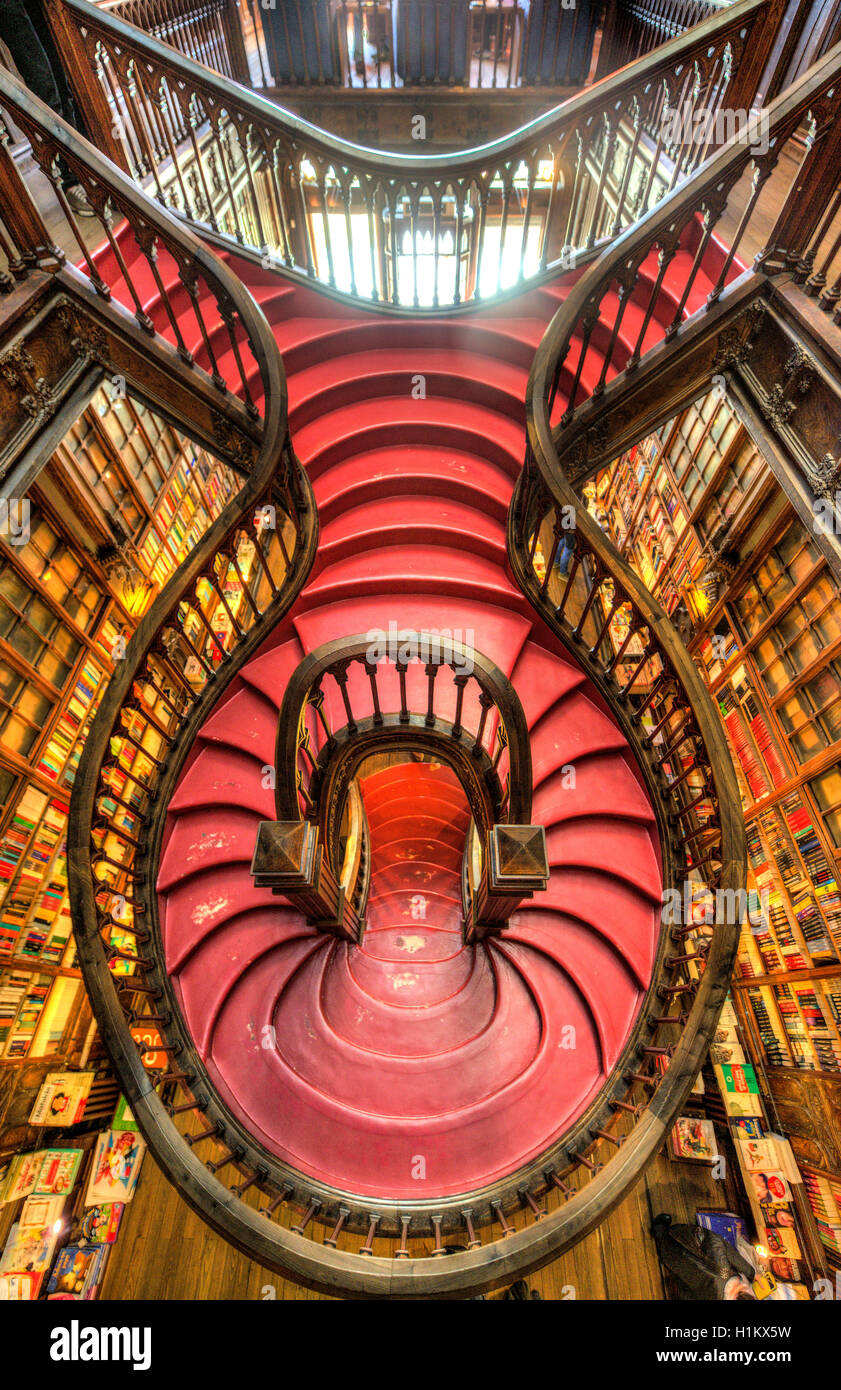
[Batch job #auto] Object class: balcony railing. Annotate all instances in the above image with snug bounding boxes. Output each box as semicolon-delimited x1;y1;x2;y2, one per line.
97;0;601;91
597;0;736;76
260;632;546;942
56;0;777;308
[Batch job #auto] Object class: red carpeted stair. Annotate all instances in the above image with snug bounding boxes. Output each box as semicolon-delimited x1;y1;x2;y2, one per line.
90;221;735;1200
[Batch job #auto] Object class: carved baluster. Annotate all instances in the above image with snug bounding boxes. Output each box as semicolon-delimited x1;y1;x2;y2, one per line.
260;1183;294;1216
452;673;469;738
591;1128;624;1148
461;1208;481;1249
291;1195;322;1234
232;1168;268;1198
491;1200;514;1236
365;660;383;726
519;1187;546;1220
332;660;357;733
544;1167;573;1198
359;1212;380;1255
323;1207;351;1248
471;691;494;756
185;1120;222;1147
395;1214;411;1258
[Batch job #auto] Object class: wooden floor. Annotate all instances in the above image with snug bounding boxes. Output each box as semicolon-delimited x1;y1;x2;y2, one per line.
99;1141;735;1301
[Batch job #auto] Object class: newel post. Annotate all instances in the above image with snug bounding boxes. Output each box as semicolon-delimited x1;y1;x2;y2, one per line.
758;112;841;277
0;128;63;272
43;1;130;172
466;824;549;943
251;819;364;943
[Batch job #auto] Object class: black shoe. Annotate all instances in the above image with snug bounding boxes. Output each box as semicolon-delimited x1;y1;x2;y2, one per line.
504;1279;530;1300
651;1212;672;1237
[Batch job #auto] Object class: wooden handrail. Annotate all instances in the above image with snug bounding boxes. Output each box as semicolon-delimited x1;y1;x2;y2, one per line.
274;632;533;824
51;0;777;308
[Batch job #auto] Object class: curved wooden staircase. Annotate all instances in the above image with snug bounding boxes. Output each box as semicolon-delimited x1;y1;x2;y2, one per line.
4;0;838;1296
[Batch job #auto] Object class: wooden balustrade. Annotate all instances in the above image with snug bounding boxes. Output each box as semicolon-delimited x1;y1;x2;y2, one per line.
52;0;775;308
597;0;735;77
97;0;251;83
261;632;544;939
99;0;601;91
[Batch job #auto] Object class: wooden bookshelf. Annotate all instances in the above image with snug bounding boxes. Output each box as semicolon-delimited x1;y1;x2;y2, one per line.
598;396;841;1082
0;385;238;1078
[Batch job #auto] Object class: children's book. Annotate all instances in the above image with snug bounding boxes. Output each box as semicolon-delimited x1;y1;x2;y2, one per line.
737;1137;784;1173
695;1210;750;1246
714;1062;764;1117
737;1135;801;1183
46;1243;109;1299
762;1201;796;1230
670;1116;718;1163
20;1194;64;1230
0;1220;59;1287
84;1130;146;1206
77;1202;124;1244
29;1072;95;1126
33;1148;83;1197
1;1151;43;1204
748;1169;792;1205
763;1224;801;1259
0;1272;38;1299
731;1117;764;1140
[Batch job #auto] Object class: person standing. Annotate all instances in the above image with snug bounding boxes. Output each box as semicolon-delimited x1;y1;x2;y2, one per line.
0;0;94;216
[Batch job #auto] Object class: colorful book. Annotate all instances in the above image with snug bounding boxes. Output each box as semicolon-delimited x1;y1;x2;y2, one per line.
670;1116;718;1163
46;1243;109;1299
33;1149;83;1197
1;1151;43;1204
29;1071;95;1126
695;1211;750;1246
84;1130;146;1207
77;1203;124;1245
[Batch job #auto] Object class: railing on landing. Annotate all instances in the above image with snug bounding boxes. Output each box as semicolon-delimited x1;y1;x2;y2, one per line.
597;0;736;77
97;0;601;91
54;0;779;308
260;632;545;943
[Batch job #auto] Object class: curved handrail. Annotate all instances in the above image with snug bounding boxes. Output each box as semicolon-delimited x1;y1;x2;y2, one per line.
274;631;533;829
54;0;775;307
